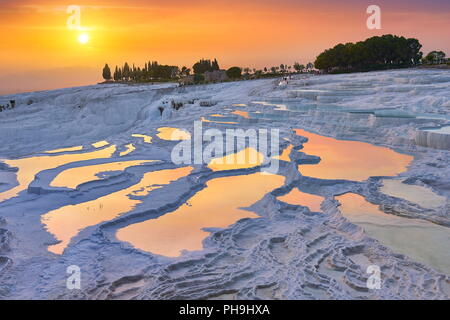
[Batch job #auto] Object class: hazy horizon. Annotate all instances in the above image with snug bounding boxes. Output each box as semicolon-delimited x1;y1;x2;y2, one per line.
0;66;102;95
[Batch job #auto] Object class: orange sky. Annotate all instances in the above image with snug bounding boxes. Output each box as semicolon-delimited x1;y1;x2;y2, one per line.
0;0;449;94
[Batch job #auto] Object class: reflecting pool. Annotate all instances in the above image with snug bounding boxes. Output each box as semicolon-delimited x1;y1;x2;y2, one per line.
116;172;285;257
42;166;193;254
295;129;413;181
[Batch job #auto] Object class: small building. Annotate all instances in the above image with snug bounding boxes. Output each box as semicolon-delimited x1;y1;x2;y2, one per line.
204;70;228;83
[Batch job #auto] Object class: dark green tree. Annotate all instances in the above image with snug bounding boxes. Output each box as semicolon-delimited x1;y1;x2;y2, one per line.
226;67;242;79
113;66;119;81
314;34;423;73
193;74;205;83
424;51;446;64
102;64;112;81
212;58;220;71
293;62;304;72
122;62;130;81
193;59;220;74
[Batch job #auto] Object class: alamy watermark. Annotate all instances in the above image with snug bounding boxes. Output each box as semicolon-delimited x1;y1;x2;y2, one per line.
367;5;382;30
66;265;81;290
366;265;381;290
170;121;280;174
66;5;82;31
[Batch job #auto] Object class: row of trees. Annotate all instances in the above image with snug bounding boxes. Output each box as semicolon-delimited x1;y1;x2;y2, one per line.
101;35;446;82
314;34;423;73
225;63;315;80
102;58;223;82
102;59;222;82
102;58;316;83
241;63;314;75
103;61;181;82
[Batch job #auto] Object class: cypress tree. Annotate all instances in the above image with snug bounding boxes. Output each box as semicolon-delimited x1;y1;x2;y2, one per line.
102;64;112;81
212;58;220;70
113;66;119;81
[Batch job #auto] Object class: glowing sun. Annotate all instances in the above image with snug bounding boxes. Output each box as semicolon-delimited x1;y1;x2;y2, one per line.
77;33;89;44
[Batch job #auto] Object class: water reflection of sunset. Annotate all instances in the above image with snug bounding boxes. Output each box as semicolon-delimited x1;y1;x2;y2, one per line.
43;166;193;254
208;147;264;171
278;188;324;212
295;129;413;181
116;172;285;257
50;160;156;189
0;145;117;202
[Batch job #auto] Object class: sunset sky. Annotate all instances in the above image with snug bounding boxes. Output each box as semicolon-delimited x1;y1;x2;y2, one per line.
0;0;449;94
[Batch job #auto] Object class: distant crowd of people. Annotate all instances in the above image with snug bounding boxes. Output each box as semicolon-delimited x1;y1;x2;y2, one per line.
0;100;16;112
279;75;292;86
